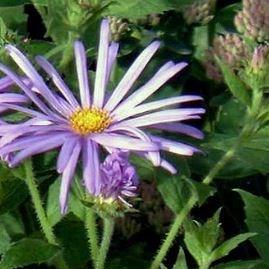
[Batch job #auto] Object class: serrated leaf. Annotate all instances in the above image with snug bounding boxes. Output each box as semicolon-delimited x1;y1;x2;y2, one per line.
213;260;263;269
0;172;28;215
105;0;173;19
192;180;216;206
0;213;25;238
173;248;188;269
0;238;59;269
156;170;198;214
211;233;256;262
0;6;27;33
46;178;85;226
54;214;90;268
216;57;251;106
0;223;11;254
236;190;269;266
184;209;221;267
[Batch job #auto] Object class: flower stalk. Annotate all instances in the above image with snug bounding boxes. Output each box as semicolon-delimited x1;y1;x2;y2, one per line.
85;208;99;265
150;194;197;269
96;217;115;269
24;159;58;246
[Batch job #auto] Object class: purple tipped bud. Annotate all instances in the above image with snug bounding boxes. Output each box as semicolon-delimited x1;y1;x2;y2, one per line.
182;0;216;25
203;34;249;82
250;45;269;73
235;0;269;42
99;151;138;206
108;16;129;41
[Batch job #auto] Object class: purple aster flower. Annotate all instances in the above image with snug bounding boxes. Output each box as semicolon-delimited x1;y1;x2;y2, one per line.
99;150;138;207
0;19;204;213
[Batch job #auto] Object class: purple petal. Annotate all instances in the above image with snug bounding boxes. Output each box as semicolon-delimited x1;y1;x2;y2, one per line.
59;141;81;214
0;76;14;92
5;45;67;116
108;125;161;166
160;159;177;174
0;63;52;115
104;41;161;111
9;133;70;167
91;132;159;151
150;135;201;156
106;42;119;84
0;132;70;156
115;108;205;128
35;56;79;109
93;19;110;107
150;123;204;139
0;93;29;104
112;62;188;115
113;95;202;121
83;139;101;195
57;136;79;173
74;41;91;107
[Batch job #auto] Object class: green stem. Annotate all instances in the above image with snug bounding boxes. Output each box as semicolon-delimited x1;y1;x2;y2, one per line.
96;218;115;269
150;196;196;269
85;209;99;265
24;159;57;245
202;146;237;185
24;159;69;269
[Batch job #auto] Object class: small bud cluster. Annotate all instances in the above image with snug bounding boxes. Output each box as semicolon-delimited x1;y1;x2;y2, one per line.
131;14;161;27
108;16;129;41
203;34;249;81
250;44;269;73
182;0;216;25
235;0;269;42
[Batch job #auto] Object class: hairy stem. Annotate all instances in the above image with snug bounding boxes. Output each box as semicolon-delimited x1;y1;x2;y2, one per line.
24;159;69;269
85;209;99;266
24;159;57;245
96;218;115;269
150;196;197;269
202;146;237;185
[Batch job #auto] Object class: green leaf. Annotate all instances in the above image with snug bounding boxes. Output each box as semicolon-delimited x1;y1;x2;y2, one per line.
236;190;269;266
0;213;25;238
212;260;263;269
0;168;28;215
0;6;27;33
184;209;221;267
0;0;29;7
173;248;188;269
216;57;251;106
156;171;198;214
54;214;90;268
105;0;173;19
46;178;85;226
192;180;216;206
130;154;155;180
0;223;11;254
0;238;59;269
211;233;256;262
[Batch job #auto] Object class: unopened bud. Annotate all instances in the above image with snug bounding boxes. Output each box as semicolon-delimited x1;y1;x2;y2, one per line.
203;34;250;81
182;0;216;25
108;16;129;41
235;0;269;42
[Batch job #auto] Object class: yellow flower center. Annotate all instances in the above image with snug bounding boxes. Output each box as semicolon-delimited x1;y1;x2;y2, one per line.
70;107;111;135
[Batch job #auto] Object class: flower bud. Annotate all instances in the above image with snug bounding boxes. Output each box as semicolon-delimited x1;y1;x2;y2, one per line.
108;16;129;41
203;34;249;81
250;44;269;74
182;0;216;25
235;0;269;42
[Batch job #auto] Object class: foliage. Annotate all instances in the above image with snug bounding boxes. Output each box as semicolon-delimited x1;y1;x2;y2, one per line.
0;0;269;269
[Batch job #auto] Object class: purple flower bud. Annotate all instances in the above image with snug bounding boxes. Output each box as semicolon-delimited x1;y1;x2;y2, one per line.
99;151;138;206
